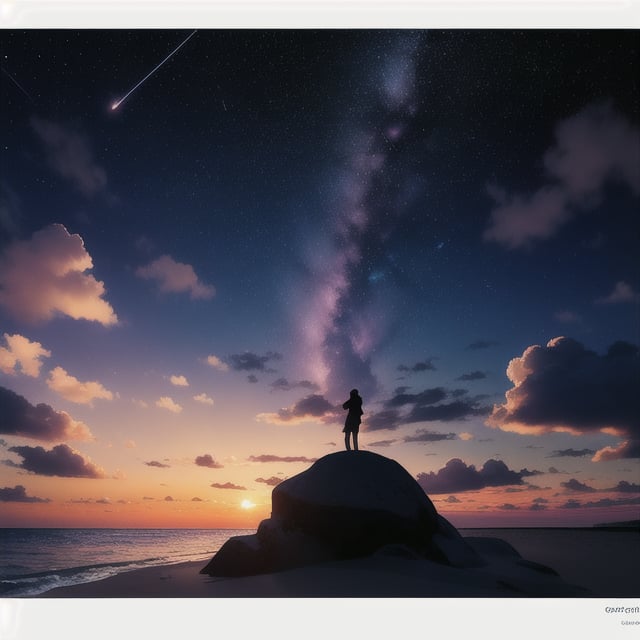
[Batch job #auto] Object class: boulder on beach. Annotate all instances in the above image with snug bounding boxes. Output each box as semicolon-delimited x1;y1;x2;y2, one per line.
200;450;483;577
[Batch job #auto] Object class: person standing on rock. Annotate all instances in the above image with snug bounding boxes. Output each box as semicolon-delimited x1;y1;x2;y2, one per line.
342;389;363;451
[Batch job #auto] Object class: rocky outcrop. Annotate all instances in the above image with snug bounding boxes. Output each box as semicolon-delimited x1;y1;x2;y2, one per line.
200;450;484;577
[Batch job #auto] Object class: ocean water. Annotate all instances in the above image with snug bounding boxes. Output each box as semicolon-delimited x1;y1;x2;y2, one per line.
0;528;252;597
1;527;638;597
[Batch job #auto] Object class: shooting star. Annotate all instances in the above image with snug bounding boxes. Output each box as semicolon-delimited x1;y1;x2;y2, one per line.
1;66;34;103
111;30;197;111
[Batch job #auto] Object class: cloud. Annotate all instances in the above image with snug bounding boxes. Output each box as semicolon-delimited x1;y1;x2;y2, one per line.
269;378;319;392
228;351;282;372
8;443;106;478
255;476;284;487
205;355;229;372
561;496;640;510
554;310;582;324
210;482;246;490
256;393;337;425
248;454;318;463
170;375;189;387
487;337;640;460
0;224;118;325
164;496;174;501
0;333;51;377
561;478;597;493
403;429;457;443
193;393;214;406
195;454;223;469
596;281;640;305
385;387;447;408
397;359;436;374
608;481;640;493
548;448;595;458
404;399;490;424
364;409;402;431
0;385;93;441
136;255;215;300
456;371;487;381
367;439;398;447
31;117;107;197
145;460;170;468
416;458;532;495
46;366;114;405
0;485;50;503
484;102;640;249
156;396;182;413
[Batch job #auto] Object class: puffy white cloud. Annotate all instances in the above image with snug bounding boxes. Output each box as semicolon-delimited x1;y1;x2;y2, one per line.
136;254;215;300
46;366;114;405
156;396;182;413
170;374;189;387
205;354;229;371
0;333;51;377
0;224;118;325
193;393;214;405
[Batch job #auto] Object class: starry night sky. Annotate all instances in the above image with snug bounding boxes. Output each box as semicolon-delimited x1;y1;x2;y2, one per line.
1;29;639;527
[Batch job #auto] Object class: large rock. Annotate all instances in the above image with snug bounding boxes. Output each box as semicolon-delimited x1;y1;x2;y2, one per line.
201;451;482;577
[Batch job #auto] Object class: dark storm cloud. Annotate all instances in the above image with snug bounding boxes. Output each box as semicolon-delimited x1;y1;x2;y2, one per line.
548;448;596;458
561;478;597;493
255;476;283;487
8;444;106;478
248;454;317;463
403;429;457;443
456;371;487;381
228;351;282;372
194;454;223;469
416;458;531;494
488;338;640;460
0;385;93;442
210;482;246;490
397;359;437;373
145;460;170;468
0;485;50;503
466;340;499;351
270;377;320;392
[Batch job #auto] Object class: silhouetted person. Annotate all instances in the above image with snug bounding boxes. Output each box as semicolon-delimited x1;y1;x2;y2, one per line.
342;388;363;451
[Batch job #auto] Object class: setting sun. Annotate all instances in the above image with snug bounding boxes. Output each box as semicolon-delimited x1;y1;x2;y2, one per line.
240;499;256;510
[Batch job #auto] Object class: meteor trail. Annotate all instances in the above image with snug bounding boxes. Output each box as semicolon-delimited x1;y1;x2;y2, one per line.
111;30;197;111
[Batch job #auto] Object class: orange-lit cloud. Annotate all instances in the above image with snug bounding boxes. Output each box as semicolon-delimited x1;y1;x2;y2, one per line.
8;443;106;478
170;374;189;387
205;354;228;371
46;366;114;405
193;393;214;405
155;396;182;413
0;224;118;325
0;385;93;441
487;337;640;460
0;333;51;377
211;482;246;490
136;254;215;300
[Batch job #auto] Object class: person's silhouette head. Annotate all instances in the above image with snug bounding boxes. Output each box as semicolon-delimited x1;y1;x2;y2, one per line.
350;388;359;397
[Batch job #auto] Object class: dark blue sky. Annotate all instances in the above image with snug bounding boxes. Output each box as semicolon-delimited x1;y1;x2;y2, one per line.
1;29;638;526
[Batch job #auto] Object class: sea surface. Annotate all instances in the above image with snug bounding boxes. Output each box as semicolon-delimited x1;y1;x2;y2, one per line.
0;528;252;597
1;527;638;597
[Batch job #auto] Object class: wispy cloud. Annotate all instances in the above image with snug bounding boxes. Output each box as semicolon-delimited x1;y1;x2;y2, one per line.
136;254;215;300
